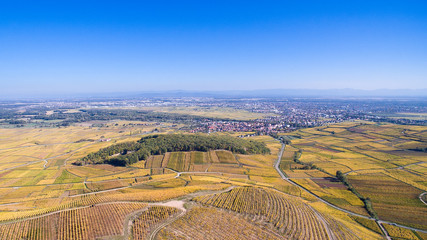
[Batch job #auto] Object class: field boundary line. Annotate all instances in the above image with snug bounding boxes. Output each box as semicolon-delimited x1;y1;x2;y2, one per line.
273;142;427;234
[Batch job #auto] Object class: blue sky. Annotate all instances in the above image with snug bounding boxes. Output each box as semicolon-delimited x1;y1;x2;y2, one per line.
1;1;426;96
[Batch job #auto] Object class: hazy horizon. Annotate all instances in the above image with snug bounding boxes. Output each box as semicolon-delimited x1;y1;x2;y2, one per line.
2;88;427;100
1;1;427;96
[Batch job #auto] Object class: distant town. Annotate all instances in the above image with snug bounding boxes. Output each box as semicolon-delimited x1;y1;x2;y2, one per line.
0;97;426;135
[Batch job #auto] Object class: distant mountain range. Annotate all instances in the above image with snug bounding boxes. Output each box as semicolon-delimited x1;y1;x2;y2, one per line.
135;89;427;98
2;89;427;100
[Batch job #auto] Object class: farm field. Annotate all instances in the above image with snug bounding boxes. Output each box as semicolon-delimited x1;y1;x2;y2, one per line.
132;206;180;240
193;186;380;239
3;1;427;238
194;186;346;239
0;121;425;239
139;106;271;120
348;173;426;229
158;206;283;240
281;122;427;230
0;202;147;239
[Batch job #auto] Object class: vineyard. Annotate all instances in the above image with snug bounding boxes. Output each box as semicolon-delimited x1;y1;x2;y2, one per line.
283;122;427;230
157;206;283;240
0;202;147;240
382;223;421;240
132;206;179;239
0;122;424;239
101;149;242;174
193;186;359;240
143;150;239;172
350;216;382;234
348;172;426;229
0;181;229;222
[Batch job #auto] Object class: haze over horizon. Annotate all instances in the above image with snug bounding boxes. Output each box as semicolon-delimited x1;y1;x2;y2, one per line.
1;1;427;97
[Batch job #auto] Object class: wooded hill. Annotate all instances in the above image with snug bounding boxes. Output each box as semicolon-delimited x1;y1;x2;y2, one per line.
74;134;270;166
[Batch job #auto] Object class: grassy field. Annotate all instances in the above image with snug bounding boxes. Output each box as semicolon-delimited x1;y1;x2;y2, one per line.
385;112;427;120
139;106;271;120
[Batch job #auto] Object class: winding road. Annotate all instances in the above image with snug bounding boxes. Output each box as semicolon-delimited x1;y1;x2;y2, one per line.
1;137;425;239
274;143;426;237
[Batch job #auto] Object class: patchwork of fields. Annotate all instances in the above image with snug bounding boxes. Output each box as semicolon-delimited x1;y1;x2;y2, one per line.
144;150;240;172
0;121;424;239
281;122;427;230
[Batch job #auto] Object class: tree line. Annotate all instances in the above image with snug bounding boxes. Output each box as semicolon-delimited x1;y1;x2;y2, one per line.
336;171;378;219
74;134;270;166
0;108;229;127
35;109;224;124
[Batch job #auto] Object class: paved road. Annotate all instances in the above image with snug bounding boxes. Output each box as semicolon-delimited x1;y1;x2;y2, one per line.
274;143;427;235
0;200;142;226
69;169;233;198
148;208;186;240
0;167;236;208
307;204;337;240
1;138;425;235
420;192;427;206
377;221;392;240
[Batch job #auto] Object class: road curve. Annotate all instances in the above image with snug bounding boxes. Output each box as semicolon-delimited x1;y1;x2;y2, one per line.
148;209;186;240
420;192;427;206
